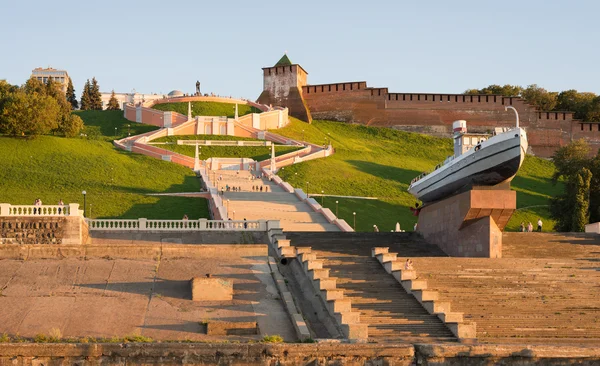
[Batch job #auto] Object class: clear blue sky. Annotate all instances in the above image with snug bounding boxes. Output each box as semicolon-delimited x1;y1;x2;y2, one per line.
1;0;598;99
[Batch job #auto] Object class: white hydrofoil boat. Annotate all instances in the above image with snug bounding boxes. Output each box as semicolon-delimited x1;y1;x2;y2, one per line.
408;107;528;203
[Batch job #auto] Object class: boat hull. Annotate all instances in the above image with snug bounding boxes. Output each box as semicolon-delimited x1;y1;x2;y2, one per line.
409;130;526;203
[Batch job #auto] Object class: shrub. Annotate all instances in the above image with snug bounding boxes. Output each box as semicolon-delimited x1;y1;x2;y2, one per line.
261;334;284;343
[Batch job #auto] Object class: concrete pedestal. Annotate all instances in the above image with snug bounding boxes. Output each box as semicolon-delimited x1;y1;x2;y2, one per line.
417;189;516;258
191;277;233;301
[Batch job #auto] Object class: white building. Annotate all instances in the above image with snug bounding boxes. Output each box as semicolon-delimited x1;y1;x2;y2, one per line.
31;67;70;94
100;91;167;110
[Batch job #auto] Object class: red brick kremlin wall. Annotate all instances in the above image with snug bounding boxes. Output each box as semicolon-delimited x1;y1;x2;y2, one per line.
299;82;600;157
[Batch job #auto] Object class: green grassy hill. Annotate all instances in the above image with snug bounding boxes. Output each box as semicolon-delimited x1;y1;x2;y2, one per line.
0;111;209;219
151;101;261;118
272;118;561;232
152;135;302;161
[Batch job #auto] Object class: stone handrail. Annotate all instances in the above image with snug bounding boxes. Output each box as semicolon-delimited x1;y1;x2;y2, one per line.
176;140;272;147
0;203;80;217
86;218;273;231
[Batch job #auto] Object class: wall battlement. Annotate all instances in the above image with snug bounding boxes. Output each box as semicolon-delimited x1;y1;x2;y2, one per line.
257;57;596;156
302;82;367;94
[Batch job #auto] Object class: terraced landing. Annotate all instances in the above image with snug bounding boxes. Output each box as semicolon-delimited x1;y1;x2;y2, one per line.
287;233;454;343
218;170;339;232
408;232;600;345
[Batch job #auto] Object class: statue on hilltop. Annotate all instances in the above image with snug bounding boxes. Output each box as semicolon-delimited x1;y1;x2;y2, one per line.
195;80;201;96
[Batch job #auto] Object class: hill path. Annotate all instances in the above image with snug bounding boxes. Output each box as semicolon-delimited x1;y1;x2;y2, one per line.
217;170;339;232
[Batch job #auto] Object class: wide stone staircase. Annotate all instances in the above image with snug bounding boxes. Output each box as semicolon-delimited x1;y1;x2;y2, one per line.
403;232;600;345
216;170;339;232
286;232;456;343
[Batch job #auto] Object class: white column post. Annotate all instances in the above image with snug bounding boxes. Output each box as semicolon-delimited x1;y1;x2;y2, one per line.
199;218;207;230
0;203;10;216
68;203;80;217
278;110;283;128
139;218;147;230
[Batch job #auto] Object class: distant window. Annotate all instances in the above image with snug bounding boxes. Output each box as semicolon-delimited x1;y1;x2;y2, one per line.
471;137;478;145
463;137;470;145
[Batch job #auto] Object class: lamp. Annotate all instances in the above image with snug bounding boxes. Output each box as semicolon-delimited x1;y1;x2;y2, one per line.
82;190;87;217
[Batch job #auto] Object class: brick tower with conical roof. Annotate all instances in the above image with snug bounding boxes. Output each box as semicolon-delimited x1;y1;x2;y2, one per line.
257;54;312;123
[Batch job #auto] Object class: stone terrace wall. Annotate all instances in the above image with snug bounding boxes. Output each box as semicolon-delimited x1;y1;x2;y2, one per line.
301;83;580;157
0;343;598;365
0;216;86;245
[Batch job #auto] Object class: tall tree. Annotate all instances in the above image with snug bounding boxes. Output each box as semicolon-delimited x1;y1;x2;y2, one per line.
90;77;102;110
571;168;592;232
521;84;558;111
107;90;120;110
555;89;596;120
80;79;91;111
66;78;78;110
465;84;523;97
0;91;60;136
44;78;72;134
586;96;600;122
549;140;598;231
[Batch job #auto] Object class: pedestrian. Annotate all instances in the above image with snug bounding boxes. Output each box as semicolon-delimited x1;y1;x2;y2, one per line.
34;198;42;214
537;218;543;232
519;222;525;232
373;224;379;232
527;222;533;232
414;222;418;231
404;259;414;270
58;199;64;214
243;218;248;229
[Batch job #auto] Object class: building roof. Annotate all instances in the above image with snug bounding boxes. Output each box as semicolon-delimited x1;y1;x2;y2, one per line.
274;54;292;66
168;90;184;97
31;67;68;77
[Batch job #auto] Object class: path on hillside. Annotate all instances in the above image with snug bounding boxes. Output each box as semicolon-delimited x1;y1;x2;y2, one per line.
217;170;339;232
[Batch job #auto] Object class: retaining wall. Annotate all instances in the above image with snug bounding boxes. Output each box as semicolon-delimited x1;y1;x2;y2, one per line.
0;342;597;365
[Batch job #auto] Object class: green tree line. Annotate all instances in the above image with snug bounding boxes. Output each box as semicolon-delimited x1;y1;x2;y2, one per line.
0;78;83;137
465;84;600;122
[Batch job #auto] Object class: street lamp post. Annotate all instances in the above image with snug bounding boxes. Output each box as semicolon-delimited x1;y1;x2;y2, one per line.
82;190;87;217
89;204;92;219
336;200;339;217
353;212;356;231
321;190;324;206
306;182;309;196
233;210;236;220
114;127;117;137
302;129;305;141
227;199;230;212
127;124;131;136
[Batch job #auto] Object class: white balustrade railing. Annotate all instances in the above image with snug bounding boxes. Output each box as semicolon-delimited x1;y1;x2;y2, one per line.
177;140;271;147
86;219;140;230
0;203;80;217
86;218;276;231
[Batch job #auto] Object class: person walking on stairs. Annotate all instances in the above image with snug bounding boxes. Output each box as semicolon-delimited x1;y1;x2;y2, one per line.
537;218;543;232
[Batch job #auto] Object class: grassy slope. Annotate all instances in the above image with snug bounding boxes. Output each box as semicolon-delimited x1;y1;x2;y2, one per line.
271;118;561;232
151;101;261;118
153;135;302;161
0;111;209;219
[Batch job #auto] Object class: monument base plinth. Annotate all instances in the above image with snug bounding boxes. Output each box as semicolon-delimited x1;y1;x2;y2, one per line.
417;189;516;258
